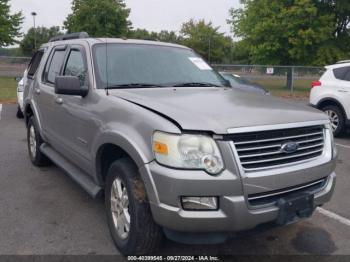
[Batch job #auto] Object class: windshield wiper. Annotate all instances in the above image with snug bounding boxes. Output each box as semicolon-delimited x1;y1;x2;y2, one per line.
105;83;165;89
169;82;221;87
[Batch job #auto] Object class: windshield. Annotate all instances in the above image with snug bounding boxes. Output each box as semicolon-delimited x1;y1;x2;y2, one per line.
93;43;227;88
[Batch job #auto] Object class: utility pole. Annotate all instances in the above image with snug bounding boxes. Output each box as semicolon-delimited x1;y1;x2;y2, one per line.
31;12;37;51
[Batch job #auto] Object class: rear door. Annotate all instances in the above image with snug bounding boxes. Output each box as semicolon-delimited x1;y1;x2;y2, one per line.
333;67;350;119
25;49;45;101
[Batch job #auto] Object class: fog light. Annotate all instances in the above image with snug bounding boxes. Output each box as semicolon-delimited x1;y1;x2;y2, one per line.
181;196;218;210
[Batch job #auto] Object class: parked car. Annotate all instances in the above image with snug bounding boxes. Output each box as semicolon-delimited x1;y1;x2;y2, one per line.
220;72;269;95
16;70;27;118
310;61;350;136
24;33;336;255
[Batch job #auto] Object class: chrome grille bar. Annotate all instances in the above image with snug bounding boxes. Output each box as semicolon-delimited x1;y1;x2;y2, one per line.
228;125;325;171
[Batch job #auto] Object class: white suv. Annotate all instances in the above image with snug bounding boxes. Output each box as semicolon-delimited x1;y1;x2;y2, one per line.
310;61;350;136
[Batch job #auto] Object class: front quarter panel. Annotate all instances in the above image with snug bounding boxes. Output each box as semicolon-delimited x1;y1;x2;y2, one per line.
91;93;181;184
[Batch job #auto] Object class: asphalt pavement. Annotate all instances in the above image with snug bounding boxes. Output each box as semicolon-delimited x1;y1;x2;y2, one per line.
1;103;350;256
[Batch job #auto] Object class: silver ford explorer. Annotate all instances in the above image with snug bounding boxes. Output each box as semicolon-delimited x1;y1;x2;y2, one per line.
24;32;337;255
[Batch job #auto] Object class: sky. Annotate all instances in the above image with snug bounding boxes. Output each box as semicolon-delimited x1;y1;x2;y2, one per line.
10;0;240;37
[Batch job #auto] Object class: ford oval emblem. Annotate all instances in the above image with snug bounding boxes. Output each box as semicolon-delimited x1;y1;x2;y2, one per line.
281;141;299;154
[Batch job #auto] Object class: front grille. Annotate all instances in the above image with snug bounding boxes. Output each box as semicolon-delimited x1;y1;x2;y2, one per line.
228;125;325;171
248;177;327;206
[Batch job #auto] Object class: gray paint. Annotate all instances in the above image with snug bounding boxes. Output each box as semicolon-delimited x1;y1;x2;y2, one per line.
24;38;336;235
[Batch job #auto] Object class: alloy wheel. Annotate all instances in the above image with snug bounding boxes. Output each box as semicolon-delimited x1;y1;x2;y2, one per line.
29;125;37;158
110;177;130;240
325;109;339;132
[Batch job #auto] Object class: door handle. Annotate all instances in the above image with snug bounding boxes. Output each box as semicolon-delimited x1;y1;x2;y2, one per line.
55;97;63;105
337;89;348;93
35;88;40;94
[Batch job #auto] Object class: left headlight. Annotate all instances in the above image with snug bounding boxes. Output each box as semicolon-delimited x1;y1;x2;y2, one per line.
153;131;224;175
17;83;24;92
326;123;337;159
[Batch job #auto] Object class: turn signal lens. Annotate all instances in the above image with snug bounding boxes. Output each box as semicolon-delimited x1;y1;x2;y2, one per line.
153;141;168;155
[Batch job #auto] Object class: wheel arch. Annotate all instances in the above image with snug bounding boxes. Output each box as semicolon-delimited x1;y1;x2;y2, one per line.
316;98;347;120
94;133;152;186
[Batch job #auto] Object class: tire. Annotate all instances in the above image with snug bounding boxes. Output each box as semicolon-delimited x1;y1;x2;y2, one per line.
16;106;24;119
27;116;51;166
105;158;163;255
321;105;345;137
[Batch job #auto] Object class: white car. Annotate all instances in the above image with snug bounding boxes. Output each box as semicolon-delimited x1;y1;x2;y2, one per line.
310;61;350;136
16;69;28;118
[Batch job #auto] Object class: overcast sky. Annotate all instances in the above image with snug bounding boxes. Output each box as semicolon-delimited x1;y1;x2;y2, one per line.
10;0;239;37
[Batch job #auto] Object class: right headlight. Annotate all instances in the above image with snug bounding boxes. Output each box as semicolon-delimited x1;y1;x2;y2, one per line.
152;131;224;175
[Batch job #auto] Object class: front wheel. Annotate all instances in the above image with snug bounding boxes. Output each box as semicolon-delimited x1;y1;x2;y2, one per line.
322;105;345;137
105;158;163;255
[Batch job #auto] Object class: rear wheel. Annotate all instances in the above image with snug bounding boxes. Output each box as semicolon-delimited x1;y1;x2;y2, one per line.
105;158;163;255
322;105;345;137
27;117;51;166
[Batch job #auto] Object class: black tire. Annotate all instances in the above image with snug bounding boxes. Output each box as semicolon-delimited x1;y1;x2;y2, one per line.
105;158;163;255
321;105;345;137
27;116;51;166
16;106;24;118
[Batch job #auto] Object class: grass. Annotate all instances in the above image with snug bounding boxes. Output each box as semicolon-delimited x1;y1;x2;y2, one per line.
253;78;313;98
0;76;314;103
0;76;17;103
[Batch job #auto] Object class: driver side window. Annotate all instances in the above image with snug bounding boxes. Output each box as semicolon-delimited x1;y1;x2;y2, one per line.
64;49;87;86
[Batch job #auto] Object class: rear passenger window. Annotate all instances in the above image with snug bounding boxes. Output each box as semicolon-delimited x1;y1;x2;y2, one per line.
344;70;350;81
45;50;66;84
27;51;44;78
64;50;86;86
333;66;350;81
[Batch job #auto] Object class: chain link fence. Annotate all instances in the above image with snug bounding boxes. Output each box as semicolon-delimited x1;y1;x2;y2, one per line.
0;57;324;100
0;56;31;77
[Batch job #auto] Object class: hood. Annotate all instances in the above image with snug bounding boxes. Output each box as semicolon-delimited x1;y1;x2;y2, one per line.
110;87;328;134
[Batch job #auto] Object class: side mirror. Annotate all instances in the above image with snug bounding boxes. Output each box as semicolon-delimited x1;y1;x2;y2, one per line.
15;76;22;82
55;76;88;97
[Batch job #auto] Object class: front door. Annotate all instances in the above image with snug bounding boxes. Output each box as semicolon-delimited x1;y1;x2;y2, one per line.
50;45;94;174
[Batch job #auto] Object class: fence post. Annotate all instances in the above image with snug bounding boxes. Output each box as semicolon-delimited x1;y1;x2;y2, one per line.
286;66;294;94
291;66;294;94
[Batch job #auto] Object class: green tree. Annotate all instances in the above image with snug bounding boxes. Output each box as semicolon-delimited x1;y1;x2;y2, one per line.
180;19;232;63
0;0;23;47
128;28;158;41
128;29;181;44
64;0;131;37
229;0;335;66
20;26;62;56
157;30;181;44
312;0;350;65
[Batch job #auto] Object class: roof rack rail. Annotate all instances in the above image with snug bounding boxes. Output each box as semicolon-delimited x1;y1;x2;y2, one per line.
49;32;89;42
336;60;350;64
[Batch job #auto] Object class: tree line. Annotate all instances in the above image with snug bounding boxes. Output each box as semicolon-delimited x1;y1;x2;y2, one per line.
0;0;349;66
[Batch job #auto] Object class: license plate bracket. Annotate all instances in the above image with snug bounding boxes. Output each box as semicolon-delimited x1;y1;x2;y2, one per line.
276;192;314;225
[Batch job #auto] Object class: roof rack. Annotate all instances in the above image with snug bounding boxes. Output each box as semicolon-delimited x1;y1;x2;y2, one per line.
336;60;350;64
49;32;89;42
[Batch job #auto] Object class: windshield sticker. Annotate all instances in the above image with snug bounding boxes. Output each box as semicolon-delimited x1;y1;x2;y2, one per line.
188;57;212;70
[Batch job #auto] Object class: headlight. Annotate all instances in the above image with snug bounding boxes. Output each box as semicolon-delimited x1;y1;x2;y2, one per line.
153;131;224;175
326;123;337;159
